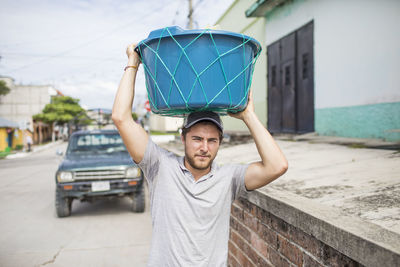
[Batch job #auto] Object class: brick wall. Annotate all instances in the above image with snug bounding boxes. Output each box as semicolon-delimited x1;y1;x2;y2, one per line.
228;197;363;267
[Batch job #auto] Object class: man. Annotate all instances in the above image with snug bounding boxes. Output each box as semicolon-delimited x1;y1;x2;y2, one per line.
112;44;288;266
25;131;33;152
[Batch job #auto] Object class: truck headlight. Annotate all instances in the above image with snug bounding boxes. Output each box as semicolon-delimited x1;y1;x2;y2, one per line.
126;167;140;178
57;171;74;182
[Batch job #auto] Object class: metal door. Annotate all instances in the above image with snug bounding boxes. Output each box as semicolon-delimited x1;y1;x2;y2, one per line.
266;21;314;134
267;41;282;133
281;33;296;133
296;21;314;133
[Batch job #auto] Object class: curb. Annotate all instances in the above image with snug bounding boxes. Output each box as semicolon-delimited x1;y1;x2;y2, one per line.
5;140;64;159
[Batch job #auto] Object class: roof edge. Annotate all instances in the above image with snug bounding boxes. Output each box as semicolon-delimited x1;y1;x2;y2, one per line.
245;0;288;17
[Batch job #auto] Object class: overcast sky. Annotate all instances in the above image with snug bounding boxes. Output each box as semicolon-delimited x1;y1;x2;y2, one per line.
0;0;235;110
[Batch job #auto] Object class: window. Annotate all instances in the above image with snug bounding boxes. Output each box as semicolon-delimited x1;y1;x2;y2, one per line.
271;66;276;86
302;53;308;79
285;66;291;85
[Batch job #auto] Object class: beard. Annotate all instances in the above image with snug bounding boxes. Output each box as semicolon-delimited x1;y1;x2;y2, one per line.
184;151;215;171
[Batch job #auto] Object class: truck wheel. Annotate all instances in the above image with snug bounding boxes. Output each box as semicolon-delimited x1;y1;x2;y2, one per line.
56;188;72;217
131;186;145;213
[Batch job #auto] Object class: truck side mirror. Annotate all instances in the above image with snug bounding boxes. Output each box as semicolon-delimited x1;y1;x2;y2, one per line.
56;149;64;156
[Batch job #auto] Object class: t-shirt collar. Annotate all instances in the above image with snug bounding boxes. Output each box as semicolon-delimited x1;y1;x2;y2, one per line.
179;156;216;182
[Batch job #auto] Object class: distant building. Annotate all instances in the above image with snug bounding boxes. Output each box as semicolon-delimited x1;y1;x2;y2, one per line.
150;114;183;133
0;76;62;143
217;0;400;141
86;108;115;130
0;117;24;151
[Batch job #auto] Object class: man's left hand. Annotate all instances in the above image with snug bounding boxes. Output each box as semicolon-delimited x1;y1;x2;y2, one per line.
228;89;255;121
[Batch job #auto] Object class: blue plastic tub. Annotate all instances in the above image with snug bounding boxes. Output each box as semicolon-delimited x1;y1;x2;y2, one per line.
136;26;262;116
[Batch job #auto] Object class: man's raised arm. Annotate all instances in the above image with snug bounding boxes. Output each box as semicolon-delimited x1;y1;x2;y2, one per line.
112;43;148;163
229;90;288;190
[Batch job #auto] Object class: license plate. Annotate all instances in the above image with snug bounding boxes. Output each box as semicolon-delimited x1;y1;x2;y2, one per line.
91;181;110;192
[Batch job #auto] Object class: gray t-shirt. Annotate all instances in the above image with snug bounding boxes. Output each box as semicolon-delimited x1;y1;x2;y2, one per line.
138;139;248;267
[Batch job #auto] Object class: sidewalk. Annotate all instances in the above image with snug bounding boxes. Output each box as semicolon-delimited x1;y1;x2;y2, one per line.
5;140;64;159
158;135;400;235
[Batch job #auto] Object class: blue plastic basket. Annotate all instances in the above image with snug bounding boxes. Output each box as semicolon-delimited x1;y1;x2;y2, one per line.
136;26;262;116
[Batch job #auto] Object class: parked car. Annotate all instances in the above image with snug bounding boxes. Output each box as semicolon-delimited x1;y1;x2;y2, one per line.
55;130;145;217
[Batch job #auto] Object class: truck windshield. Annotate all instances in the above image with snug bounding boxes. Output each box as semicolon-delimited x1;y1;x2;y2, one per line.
67;133;128;154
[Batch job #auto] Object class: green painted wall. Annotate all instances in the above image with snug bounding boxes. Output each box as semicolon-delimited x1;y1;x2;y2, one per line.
316;102;400;142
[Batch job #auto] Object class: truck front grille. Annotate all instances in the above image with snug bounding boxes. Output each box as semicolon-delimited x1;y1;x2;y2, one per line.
74;169;125;180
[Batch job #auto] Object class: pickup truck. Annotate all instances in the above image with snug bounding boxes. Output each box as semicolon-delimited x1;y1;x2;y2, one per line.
55;130;145;217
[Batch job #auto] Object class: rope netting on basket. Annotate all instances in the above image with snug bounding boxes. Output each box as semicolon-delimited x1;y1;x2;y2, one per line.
137;26;262;117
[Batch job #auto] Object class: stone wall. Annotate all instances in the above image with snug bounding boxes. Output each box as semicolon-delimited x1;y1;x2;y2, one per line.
229;197;360;266
228;189;400;267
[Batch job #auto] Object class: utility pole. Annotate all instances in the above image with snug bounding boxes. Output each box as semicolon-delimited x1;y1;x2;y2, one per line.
188;0;193;29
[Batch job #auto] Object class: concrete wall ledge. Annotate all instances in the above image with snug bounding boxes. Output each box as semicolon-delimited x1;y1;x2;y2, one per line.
243;187;400;266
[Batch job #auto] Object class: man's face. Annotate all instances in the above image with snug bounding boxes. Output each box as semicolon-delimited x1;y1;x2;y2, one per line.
182;122;221;172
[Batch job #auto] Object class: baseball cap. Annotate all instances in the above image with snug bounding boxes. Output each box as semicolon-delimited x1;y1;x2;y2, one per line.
183;111;223;132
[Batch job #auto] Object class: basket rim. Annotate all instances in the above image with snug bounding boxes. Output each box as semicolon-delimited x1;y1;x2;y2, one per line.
137;26;262;53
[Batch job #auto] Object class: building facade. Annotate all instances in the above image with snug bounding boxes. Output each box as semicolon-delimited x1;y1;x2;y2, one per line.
0;76;60;143
216;0;267;132
218;0;400;141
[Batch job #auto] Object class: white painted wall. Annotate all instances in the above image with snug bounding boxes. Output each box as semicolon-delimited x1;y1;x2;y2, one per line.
150;114;183;132
0;77;57;130
264;0;400;109
216;0;267;131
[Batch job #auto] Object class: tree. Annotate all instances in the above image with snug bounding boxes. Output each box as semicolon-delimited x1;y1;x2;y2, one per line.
33;96;90;125
0;80;10;96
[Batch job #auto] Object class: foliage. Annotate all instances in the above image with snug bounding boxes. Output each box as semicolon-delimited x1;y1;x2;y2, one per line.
33;96;90;125
15;144;23;150
132;112;138;121
0;151;10;159
0;80;11;96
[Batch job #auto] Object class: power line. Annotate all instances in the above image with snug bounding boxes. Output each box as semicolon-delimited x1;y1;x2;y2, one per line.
6;3;171;73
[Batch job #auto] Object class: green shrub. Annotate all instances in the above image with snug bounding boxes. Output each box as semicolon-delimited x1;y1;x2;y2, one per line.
15;144;23;150
0;151;10;159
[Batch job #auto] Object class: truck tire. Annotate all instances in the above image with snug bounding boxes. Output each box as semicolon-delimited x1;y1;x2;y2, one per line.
56;188;72;217
131;186;145;213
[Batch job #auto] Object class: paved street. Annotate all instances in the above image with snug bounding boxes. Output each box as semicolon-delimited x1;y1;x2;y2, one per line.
0;142;152;267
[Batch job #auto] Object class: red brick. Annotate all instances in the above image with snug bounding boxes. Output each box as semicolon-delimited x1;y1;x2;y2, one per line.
319;243;361;267
250;231;269;258
230;216;251;243
268;248;291;267
289;226;321;257
256;257;274;267
231;203;244;221
278;235;303;266
231;230;265;267
303;253;324;267
257;221;278;249
255;205;272;225
229;240;238;259
241;239;261;266
237;197;257;215
235;245;255;267
270;213;290;239
243;210;258;232
228;253;241;267
231;229;245;251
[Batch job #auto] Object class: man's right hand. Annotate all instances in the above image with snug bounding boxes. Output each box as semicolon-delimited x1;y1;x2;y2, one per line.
112;42;149;164
126;43;141;66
